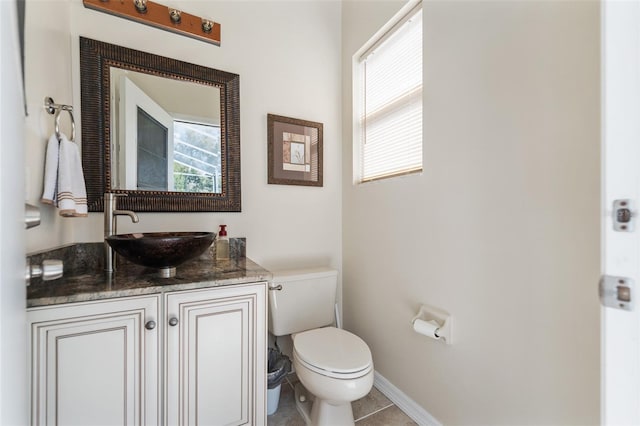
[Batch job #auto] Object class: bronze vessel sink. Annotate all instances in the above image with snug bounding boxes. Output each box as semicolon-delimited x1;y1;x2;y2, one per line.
106;231;215;277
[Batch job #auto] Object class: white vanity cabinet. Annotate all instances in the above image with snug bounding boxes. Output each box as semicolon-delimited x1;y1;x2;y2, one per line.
28;295;161;426
28;282;267;426
165;283;267;426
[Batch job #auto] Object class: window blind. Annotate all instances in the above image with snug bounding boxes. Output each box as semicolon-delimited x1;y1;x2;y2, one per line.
358;6;423;183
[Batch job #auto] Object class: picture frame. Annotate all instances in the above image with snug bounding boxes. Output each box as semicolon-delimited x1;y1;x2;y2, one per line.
267;114;323;187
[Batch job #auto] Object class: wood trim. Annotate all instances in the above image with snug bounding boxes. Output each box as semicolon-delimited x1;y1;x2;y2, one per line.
83;0;221;46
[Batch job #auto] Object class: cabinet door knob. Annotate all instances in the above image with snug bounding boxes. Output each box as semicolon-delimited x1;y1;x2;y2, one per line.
145;320;156;330
168;317;179;326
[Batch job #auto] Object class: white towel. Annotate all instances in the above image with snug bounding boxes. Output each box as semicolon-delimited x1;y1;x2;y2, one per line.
40;133;88;217
57;134;88;217
40;134;59;206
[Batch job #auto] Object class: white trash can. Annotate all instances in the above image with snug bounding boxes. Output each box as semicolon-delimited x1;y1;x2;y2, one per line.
267;384;282;415
267;347;290;415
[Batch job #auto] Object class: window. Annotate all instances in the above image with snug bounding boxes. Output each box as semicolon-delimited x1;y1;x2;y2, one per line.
355;2;423;183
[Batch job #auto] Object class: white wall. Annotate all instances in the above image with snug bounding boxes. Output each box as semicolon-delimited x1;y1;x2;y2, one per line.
1;1;28;424
24;0;75;248
24;1;342;275
342;1;601;424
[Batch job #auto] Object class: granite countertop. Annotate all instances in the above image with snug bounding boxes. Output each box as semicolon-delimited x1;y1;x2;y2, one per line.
27;242;272;308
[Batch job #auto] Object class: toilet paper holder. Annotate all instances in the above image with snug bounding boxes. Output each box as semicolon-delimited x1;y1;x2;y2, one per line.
412;305;453;345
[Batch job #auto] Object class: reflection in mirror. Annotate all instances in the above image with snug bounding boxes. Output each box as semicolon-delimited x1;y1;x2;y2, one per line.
79;37;241;212
110;68;222;193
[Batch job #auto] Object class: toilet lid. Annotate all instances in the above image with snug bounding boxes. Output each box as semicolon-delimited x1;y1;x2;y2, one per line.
293;327;372;378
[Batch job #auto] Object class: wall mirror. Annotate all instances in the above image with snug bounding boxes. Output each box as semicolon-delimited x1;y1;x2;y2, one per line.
80;37;241;212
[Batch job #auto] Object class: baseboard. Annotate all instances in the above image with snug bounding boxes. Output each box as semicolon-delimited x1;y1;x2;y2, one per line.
373;371;442;426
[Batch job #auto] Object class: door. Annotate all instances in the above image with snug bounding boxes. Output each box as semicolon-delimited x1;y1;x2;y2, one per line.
0;1;28;424
28;296;160;425
118;75;174;191
601;1;640;423
165;283;266;426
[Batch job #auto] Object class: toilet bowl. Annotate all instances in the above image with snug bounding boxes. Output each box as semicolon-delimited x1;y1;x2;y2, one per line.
268;268;374;425
292;327;373;425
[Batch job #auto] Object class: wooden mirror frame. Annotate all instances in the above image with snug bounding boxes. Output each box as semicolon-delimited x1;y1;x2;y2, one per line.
79;36;241;212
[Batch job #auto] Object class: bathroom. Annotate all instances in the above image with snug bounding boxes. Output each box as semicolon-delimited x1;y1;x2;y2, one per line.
0;0;614;424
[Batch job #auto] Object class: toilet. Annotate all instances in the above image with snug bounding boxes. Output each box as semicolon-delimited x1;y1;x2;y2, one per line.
268;268;374;426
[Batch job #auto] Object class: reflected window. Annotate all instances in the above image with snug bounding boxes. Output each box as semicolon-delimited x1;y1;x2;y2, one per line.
112;69;222;194
173;121;221;193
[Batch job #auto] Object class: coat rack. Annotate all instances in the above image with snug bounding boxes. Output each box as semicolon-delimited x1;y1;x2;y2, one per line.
83;0;221;46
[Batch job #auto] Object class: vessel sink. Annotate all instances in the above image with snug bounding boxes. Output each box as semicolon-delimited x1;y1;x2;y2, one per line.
106;232;215;277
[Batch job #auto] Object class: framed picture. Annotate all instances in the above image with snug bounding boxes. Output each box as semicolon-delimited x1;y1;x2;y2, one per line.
267;114;323;187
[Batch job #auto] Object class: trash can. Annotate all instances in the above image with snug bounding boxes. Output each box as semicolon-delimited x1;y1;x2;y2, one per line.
267;347;291;415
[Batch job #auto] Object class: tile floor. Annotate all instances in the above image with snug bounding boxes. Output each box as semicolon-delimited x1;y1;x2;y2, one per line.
267;374;417;426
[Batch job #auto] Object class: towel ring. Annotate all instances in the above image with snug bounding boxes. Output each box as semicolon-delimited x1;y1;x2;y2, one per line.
54;108;75;142
44;97;76;142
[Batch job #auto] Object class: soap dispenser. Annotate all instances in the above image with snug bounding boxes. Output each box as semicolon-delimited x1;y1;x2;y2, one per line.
216;225;229;260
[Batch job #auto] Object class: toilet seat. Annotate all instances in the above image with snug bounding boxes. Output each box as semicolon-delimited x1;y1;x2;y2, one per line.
293;327;372;379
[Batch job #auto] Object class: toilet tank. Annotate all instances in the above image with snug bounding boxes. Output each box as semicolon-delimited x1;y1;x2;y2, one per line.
268;267;338;336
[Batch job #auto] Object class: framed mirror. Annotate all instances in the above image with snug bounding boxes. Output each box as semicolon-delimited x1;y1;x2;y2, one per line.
79;37;241;212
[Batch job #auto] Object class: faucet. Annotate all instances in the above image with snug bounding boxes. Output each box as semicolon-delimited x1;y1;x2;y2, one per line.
104;193;139;273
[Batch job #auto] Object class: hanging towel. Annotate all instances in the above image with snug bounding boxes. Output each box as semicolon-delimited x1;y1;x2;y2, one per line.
57;134;88;217
40;133;88;217
40;134;59;205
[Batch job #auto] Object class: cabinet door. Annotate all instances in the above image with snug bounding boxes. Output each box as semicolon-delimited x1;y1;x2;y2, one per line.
28;295;160;426
165;283;266;426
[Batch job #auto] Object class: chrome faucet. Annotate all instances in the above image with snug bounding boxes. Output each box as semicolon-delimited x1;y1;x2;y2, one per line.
104;193;139;273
